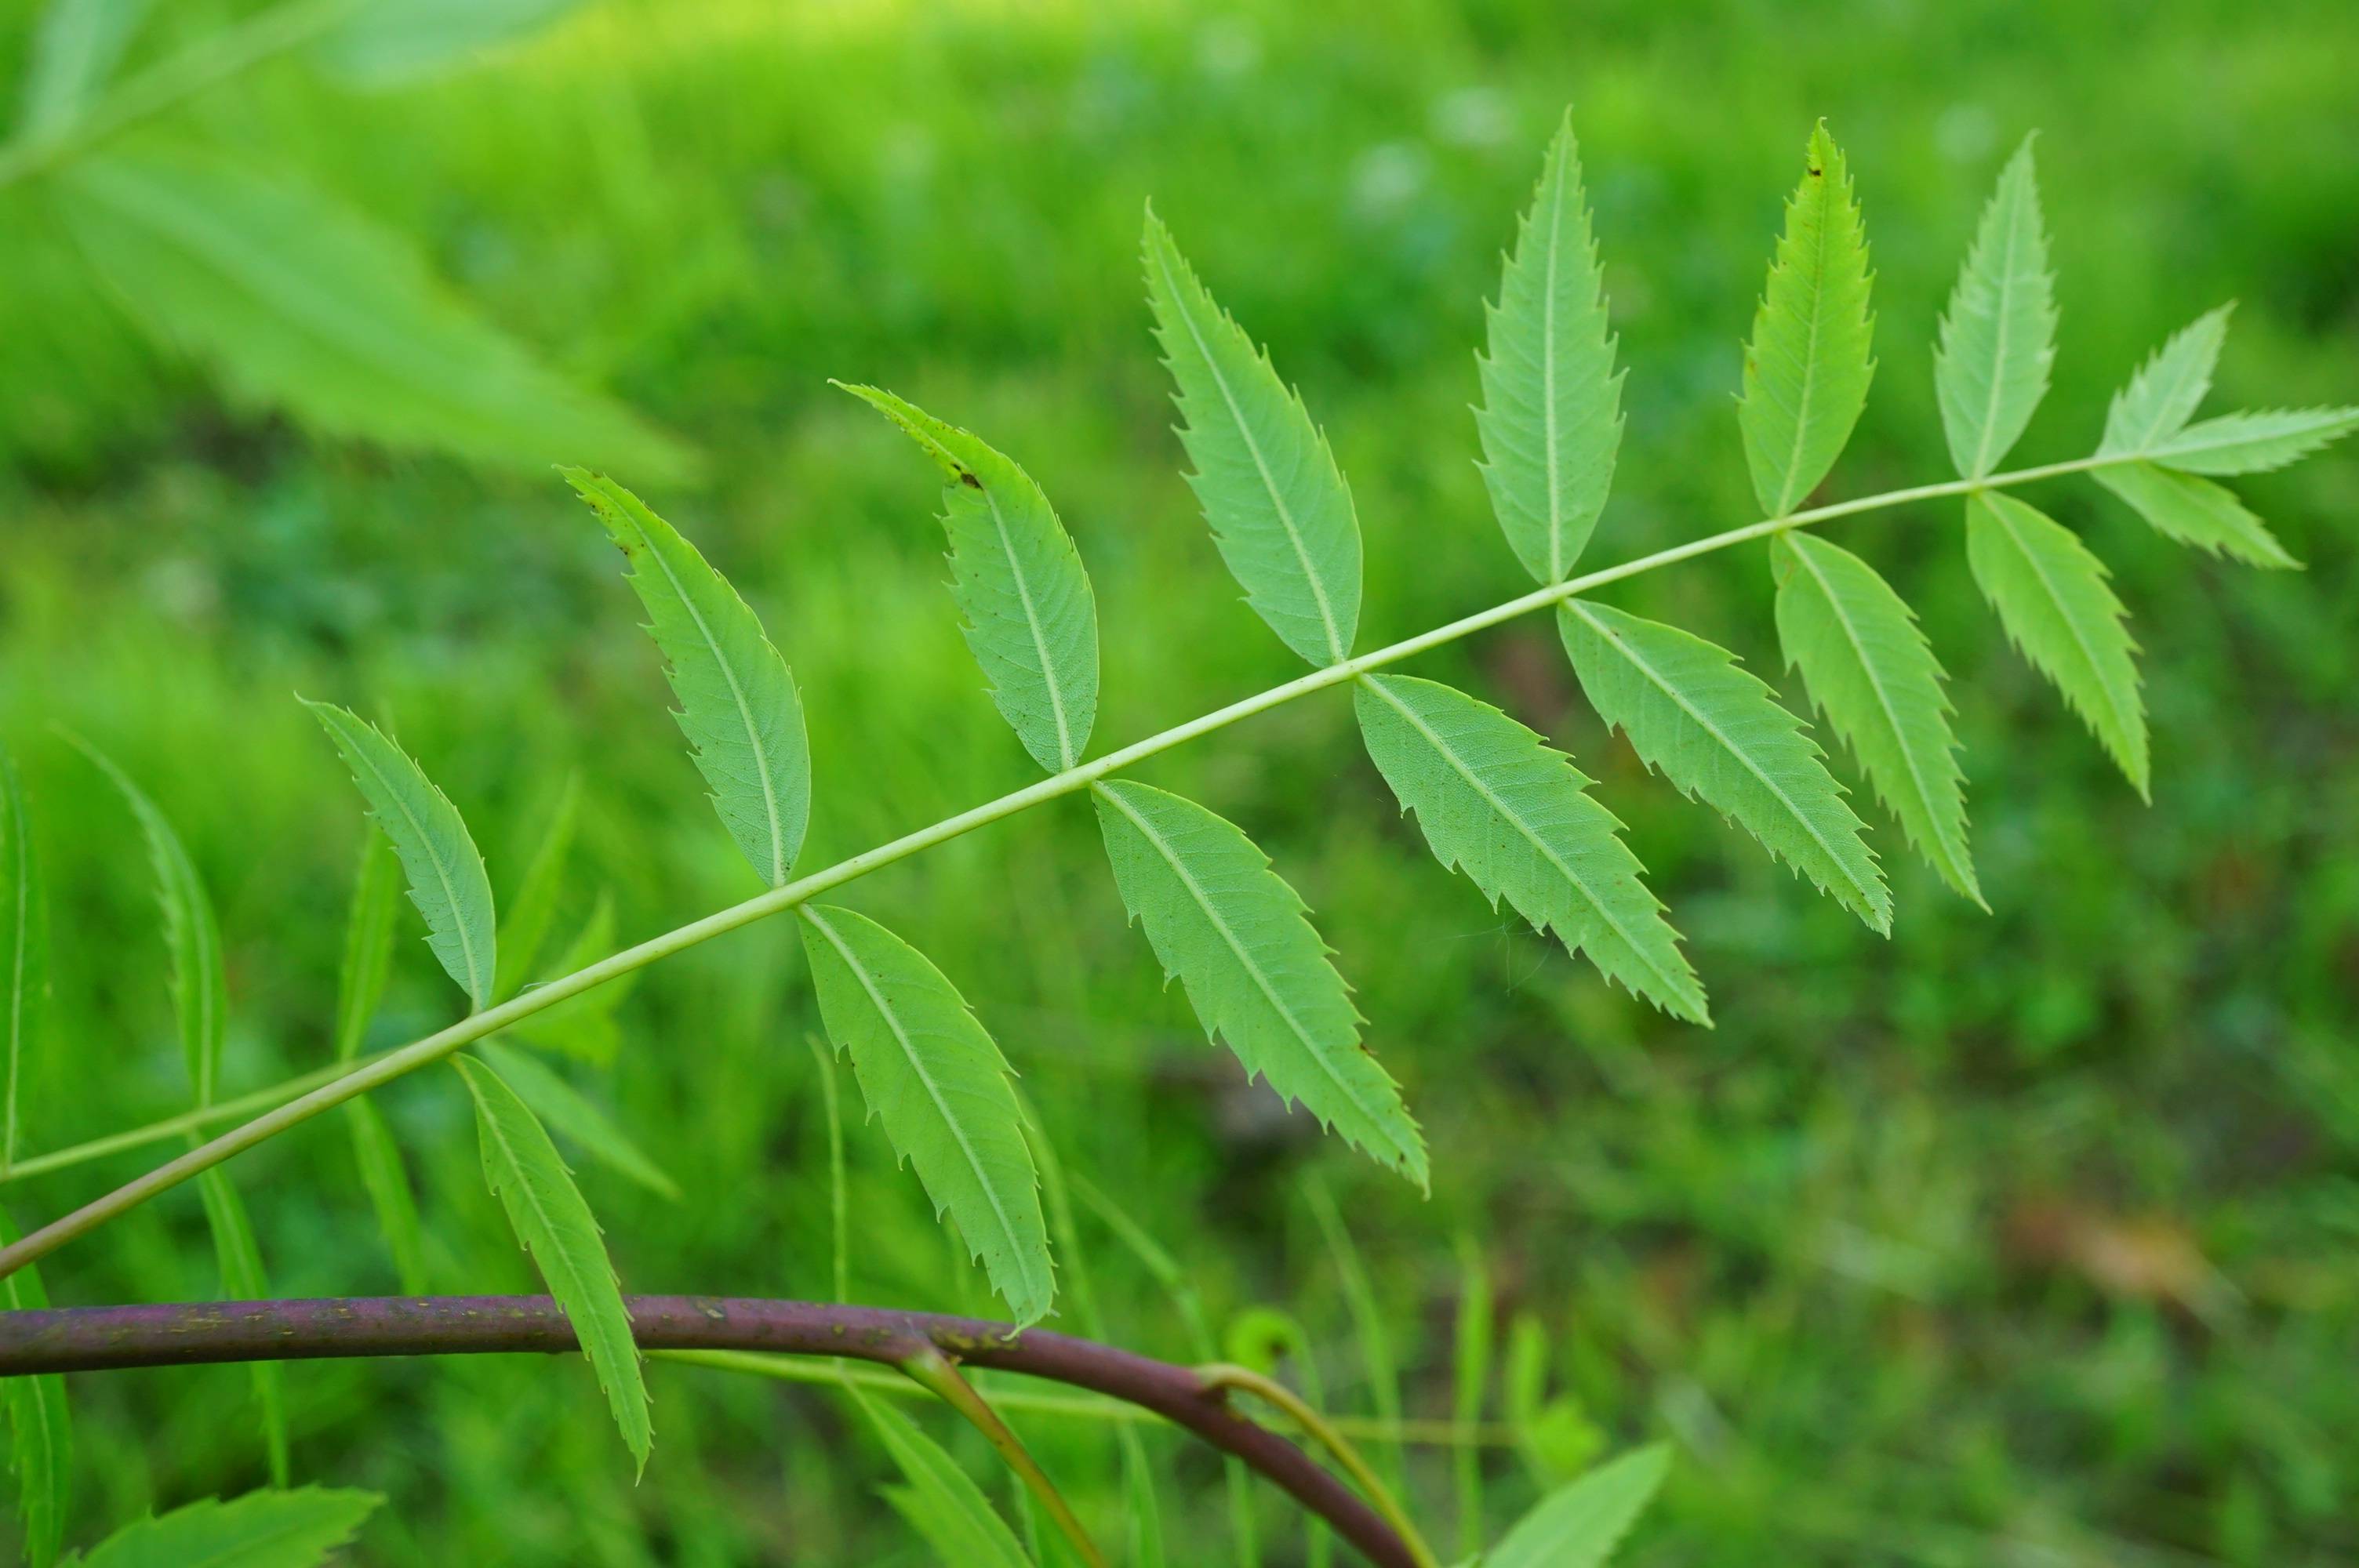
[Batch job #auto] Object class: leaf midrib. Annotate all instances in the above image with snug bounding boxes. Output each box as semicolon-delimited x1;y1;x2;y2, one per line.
1774;170;1841;516
1980;500;2135;744
339;723;487;1010
1096;784;1405;1162
978;481;1078;770
1151;239;1349;665
1568;601;1878;913
1539;140;1568;582
1967;172;2030;479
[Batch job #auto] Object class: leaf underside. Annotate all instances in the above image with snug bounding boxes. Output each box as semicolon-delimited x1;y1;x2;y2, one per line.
57;147;689;478
1559;599;1891;931
1477;112;1625;584
1143;210;1362;666
456;1054;652;1471
1352;674;1707;1022
1739;122;1877;517
2093;461;2298;568
1772;533;1981;904
1965;491;2148;797
2139;406;2359;474
1488;1443;1672;1568
858;1392;1036;1568
307;702;498;1012
1934;134;2055;478
841;384;1102;772
798;904;1054;1324
75;1486;383;1568
1092;779;1427;1185
565;470;812;888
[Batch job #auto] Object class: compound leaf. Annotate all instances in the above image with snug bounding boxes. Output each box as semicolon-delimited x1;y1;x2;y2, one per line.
1143;209;1361;666
74;742;226;1102
455;1054;650;1472
1559;601;1890;931
565;471;811;889
1092;779;1427;1185
478;1040;680;1202
1771;534;1980;905
1353;675;1706;1022
1739;122;1876;517
306;702;496;1012
0;1207;70;1568
841;386;1100;772
798;905;1052;1324
1934;135;2055;478
2140;406;2359;474
76;1487;382;1568
2099;306;2231;456
1477;113;1624;583
58;148;690;479
858;1394;1035;1568
194;1169;289;1486
1965;492;2147;797
2093;462;2298;568
1488;1443;1670;1568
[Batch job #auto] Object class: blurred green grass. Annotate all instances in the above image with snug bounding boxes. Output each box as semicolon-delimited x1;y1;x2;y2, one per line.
3;0;2357;1563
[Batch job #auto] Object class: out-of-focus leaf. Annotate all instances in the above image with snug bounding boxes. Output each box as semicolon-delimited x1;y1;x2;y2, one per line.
333;830;402;1064
319;0;582;85
494;773;581;1001
58;148;692;478
16;0;154;137
0;1206;71;1568
2;745;49;1172
1487;1444;1670;1568
343;1098;429;1295
2092;462;2298;568
195;1169;289;1486
478;1040;679;1200
76;1486;382;1568
860;1394;1035;1568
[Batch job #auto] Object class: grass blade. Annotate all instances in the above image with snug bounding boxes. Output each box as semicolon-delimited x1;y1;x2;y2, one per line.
798;905;1054;1325
1934;134;2055;478
1487;1443;1670;1568
477;1040;680;1201
493;772;581;1002
1354;673;1707;1022
1452;1240;1494;1560
1093;780;1426;1186
1965;492;2147;797
1771;533;1980;904
1303;1175;1404;1493
195;1167;289;1485
342;1098;429;1294
454;1054;651;1472
564;471;811;889
331;831;402;1063
2;746;47;1173
1559;600;1890;931
75;1486;382;1568
1143;209;1361;666
1477;111;1624;583
859;1392;1037;1568
1739;122;1876;517
2092;462;2299;568
0;1206;70;1568
841;385;1102;774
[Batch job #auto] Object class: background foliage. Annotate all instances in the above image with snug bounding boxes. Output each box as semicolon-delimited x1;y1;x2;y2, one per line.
2;0;2356;1563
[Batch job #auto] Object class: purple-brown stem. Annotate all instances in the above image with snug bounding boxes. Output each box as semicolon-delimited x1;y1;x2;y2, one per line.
0;1294;1416;1568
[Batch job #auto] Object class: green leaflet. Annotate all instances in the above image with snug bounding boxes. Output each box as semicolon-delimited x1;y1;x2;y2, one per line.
332;830;402;1063
2141;407;2359;474
477;1040;681;1201
1487;1444;1670;1568
320;0;582;85
1352;675;1707;1022
1143;210;1362;666
493;772;581;1002
74;742;226;1103
798;905;1054;1324
1476;113;1625;584
1771;534;1981;905
2;745;48;1171
1558;601;1891;931
454;1054;651;1471
841;385;1102;772
343;1098;430;1295
1965;492;2148;797
0;1207;71;1568
195;1167;289;1486
1091;780;1427;1186
75;1486;383;1568
1739;122;1877;517
565;470;812;889
17;0;152;137
56;149;690;480
2099;306;2232;456
859;1393;1036;1568
2094;462;2297;568
307;702;498;1012
1934;136;2055;478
